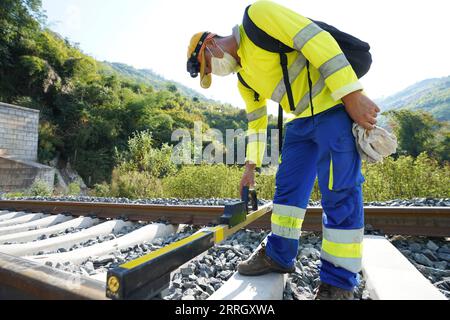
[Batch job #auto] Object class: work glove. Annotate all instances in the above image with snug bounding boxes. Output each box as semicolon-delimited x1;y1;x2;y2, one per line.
352;124;398;163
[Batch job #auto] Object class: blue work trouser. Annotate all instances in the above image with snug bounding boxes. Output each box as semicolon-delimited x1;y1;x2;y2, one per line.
266;104;365;291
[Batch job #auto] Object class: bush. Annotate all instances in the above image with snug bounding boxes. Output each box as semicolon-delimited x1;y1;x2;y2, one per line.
116;130;177;178
362;153;450;201
28;179;53;197
67;182;81;196
2;192;25;199
90;183;111;197
110;168;164;199
162;164;243;199
96;152;449;202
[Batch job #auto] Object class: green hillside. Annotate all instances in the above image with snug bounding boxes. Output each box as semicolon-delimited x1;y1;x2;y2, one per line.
102;62;212;102
0;0;251;186
377;76;450;122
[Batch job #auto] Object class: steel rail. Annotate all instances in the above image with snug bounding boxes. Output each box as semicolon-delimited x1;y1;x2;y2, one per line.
0;252;106;300
0;200;224;225
249;206;450;237
0;200;449;236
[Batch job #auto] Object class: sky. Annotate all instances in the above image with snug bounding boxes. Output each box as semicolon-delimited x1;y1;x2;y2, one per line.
41;0;450;113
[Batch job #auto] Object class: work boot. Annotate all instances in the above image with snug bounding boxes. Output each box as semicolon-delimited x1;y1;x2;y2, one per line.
315;282;354;300
237;243;295;276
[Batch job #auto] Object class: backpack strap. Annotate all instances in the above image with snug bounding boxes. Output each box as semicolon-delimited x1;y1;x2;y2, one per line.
243;5;296;113
237;72;285;155
237;73;260;102
243;6;294;54
306;61;314;120
278;104;284;153
279;51;296;112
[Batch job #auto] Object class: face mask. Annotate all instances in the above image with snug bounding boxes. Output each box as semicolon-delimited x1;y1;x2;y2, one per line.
207;45;240;76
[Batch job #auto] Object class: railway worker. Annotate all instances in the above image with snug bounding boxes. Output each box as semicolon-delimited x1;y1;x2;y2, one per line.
186;0;380;300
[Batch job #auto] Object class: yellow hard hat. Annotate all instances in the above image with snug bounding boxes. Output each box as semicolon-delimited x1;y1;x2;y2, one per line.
187;32;216;89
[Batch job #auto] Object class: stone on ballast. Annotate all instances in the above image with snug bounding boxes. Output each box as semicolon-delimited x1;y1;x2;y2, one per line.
181;266;195;276
170;289;183;300
409;243;422;253
426;240;439;251
438;246;450;254
188;274;198;282
183;289;196;296
84;261;94;273
300;248;313;258
94;255;115;266
199;293;209;300
183;282;196;289
438;253;450;262
205;284;215;295
423;249;439;262
413;253;434;267
218;270;233;280
198;270;209;278
434;261;448;270
400;249;412;257
197;277;208;289
172;278;182;289
209;278;222;285
224;262;233;270
172;273;182;281
226;252;236;260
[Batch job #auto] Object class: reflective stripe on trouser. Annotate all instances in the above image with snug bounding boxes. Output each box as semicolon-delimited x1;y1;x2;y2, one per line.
321;226;364;274
271;204;306;240
265;105;365;291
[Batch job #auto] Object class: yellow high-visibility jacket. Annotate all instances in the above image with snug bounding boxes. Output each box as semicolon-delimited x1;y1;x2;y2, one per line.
237;0;363;167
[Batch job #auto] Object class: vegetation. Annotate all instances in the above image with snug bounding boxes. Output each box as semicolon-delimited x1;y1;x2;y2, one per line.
67;182;81;196
385;109;449;163
361;153;450;201
0;0;250;186
99;152;449;201
27;179;52;196
97;132;449;201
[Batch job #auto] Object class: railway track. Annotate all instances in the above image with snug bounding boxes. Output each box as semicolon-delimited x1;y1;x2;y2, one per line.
1;199;449;236
0;200;448;300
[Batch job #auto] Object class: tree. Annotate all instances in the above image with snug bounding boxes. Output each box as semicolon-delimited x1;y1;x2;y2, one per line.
0;0;43;101
386;110;444;158
436;131;450;163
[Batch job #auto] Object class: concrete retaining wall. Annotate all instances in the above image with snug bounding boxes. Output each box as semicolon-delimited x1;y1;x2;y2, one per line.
0;102;39;161
0;157;54;192
0;102;55;192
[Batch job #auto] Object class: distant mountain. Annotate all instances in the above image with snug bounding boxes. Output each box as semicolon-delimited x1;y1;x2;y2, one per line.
377;76;450;122
102;62;213;102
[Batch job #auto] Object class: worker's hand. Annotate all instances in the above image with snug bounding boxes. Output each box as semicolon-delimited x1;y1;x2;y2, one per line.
342;91;381;130
240;162;256;198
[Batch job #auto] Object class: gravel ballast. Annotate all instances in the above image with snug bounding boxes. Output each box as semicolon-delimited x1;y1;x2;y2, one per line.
389;235;450;299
